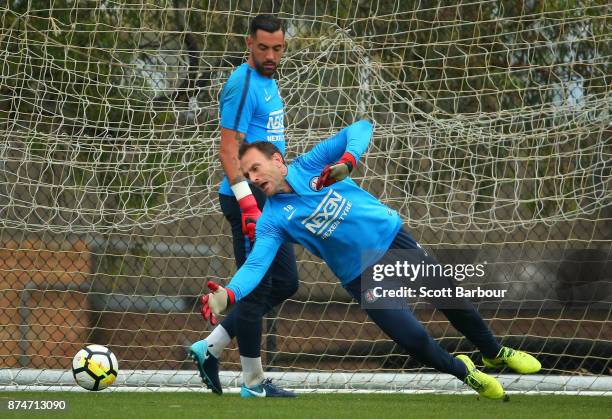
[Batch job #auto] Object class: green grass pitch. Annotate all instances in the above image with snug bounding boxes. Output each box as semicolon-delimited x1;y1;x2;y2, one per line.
1;392;610;419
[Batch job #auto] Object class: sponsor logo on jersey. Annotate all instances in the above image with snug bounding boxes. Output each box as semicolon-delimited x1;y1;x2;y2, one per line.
266;109;284;133
302;189;352;239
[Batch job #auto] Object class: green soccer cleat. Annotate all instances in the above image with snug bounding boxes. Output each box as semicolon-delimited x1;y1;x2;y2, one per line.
482;346;541;374
456;354;505;400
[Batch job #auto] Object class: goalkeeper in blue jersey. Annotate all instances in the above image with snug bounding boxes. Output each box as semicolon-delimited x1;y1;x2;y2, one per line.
201;120;541;399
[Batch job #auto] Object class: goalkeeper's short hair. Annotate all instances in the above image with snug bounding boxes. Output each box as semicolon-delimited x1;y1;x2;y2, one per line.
238;141;283;161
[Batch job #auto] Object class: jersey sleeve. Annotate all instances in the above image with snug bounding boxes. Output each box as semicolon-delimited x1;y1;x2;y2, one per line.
298;120;373;171
225;209;284;301
219;69;255;134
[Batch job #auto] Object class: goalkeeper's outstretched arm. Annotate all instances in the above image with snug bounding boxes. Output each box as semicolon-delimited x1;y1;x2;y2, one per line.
298;120;373;172
202;230;282;321
225;231;282;301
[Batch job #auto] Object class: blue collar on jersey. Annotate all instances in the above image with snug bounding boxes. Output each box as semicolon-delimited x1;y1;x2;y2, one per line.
271;164;301;197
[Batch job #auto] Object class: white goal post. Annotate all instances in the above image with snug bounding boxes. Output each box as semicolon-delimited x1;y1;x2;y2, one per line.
0;1;610;393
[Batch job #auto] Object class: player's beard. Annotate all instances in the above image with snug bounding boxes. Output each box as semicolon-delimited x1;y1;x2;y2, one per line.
253;57;277;77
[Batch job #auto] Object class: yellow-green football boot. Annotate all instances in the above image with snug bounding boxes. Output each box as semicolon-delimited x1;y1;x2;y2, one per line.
482;346;541;374
456;354;505;400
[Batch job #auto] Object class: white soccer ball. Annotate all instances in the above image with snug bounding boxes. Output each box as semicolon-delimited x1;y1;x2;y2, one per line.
72;344;119;391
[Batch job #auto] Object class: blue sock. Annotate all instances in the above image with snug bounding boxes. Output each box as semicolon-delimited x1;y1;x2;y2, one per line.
440;307;502;359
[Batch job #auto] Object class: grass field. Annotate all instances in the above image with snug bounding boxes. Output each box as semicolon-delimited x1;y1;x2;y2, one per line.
1;392;611;419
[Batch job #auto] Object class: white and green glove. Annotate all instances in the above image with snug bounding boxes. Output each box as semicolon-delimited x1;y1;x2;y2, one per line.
200;281;235;325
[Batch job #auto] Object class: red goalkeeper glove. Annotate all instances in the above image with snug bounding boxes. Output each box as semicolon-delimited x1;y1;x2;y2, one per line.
238;194;261;242
316;152;357;190
200;281;235;325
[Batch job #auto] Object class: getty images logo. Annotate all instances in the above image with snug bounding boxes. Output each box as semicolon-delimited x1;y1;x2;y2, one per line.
302;189;352;239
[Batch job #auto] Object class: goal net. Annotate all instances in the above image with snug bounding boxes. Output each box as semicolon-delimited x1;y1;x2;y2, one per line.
1;1;610;393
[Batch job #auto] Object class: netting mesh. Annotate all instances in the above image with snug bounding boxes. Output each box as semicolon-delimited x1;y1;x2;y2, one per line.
0;0;610;390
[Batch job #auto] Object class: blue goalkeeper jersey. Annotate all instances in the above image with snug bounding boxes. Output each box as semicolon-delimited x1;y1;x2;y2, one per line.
226;120;403;301
219;63;285;196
